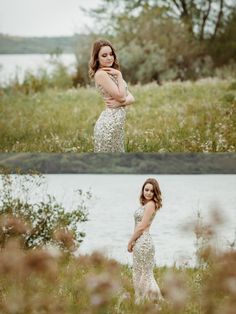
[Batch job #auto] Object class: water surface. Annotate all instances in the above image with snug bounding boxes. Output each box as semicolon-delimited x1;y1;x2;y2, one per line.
43;174;236;266
0;53;76;85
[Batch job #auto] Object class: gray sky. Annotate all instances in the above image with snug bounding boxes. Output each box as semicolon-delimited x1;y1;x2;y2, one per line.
0;0;101;37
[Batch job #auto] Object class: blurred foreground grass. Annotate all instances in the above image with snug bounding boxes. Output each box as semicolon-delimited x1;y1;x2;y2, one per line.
0;78;235;152
0;239;235;314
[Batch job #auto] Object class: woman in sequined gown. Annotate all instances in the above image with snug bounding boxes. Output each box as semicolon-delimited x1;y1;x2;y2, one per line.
89;39;135;152
128;178;163;304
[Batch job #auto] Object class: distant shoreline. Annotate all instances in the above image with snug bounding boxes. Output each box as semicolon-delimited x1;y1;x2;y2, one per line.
0;52;75;55
0;153;235;174
0;33;83;54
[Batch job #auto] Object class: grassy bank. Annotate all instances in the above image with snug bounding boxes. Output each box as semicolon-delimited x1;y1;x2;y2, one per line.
0;78;235;152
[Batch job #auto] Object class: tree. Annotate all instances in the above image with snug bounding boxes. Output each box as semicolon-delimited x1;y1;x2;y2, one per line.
208;5;236;64
167;0;234;40
78;0;236;82
85;0;235;40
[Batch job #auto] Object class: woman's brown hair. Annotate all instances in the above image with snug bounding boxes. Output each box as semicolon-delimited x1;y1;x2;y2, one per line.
140;178;162;210
88;39;120;79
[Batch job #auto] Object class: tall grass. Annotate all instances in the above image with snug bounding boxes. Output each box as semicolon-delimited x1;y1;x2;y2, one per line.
0;208;235;314
0;78;235;152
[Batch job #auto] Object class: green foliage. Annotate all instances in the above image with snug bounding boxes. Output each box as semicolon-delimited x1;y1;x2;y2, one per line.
221;93;236;105
214;61;236;80
78;0;236;85
119;42;167;84
0;172;90;250
73;34;96;87
2;54;74;94
228;80;236;91
207;8;236;65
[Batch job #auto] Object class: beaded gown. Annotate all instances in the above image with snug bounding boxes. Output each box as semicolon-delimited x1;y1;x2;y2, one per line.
133;206;162;304
94;73;127;152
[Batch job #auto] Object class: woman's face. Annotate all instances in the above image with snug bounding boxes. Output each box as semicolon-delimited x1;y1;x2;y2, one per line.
98;45;114;68
143;183;154;201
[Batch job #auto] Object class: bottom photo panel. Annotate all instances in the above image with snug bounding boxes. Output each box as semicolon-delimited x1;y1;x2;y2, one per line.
0;153;235;314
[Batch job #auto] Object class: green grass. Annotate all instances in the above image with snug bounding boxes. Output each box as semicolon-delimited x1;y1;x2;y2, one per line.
1;78;235;152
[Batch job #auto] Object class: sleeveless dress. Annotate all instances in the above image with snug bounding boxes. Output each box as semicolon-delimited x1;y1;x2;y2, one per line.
133;206;163;304
94;73;127;152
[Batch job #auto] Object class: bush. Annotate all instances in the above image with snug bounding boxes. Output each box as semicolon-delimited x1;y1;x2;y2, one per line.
0;171;91;251
119;42;167;84
214;61;236;80
1;54;74;94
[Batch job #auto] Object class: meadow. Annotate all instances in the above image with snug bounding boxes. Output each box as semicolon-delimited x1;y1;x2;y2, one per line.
1;78;235;152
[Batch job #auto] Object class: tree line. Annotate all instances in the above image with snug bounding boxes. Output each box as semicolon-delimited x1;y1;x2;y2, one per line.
0;153;235;174
74;0;236;85
0;34;77;54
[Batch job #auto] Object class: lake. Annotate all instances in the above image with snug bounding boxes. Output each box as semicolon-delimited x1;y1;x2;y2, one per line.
0;53;76;85
2;174;235;266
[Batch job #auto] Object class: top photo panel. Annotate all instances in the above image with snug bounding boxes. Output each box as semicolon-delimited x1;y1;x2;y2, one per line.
1;0;236;153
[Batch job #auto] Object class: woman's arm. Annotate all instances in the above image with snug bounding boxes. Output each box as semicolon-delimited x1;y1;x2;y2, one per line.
95;69;126;102
127;201;156;252
123;90;135;106
106;90;135;108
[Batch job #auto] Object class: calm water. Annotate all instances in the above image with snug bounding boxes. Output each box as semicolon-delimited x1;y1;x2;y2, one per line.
0;53;76;85
4;174;235;266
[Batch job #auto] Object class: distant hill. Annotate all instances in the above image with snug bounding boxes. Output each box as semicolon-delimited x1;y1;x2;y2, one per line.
0;34;83;54
0;153;235;174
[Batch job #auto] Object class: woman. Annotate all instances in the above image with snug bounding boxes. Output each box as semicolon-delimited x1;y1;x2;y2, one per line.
89;39;135;152
127;178;163;304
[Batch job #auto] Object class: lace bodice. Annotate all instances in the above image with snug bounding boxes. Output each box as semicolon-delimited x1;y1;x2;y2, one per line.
134;205;156;229
134;206;145;226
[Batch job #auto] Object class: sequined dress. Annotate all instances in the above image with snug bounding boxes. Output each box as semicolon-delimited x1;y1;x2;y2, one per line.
94;73;126;152
133;206;162;303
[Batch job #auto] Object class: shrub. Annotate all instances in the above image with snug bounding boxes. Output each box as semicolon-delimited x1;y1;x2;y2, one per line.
0;171;91;251
1;54;74;94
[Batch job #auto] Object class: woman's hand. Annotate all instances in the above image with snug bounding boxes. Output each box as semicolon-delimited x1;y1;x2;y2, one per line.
95;67;126;102
127;241;135;253
101;67;122;77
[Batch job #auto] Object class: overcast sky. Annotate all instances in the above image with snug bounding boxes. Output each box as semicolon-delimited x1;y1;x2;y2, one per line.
0;0;101;37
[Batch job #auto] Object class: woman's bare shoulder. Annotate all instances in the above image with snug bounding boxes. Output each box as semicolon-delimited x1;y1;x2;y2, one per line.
144;200;155;211
94;69;107;80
